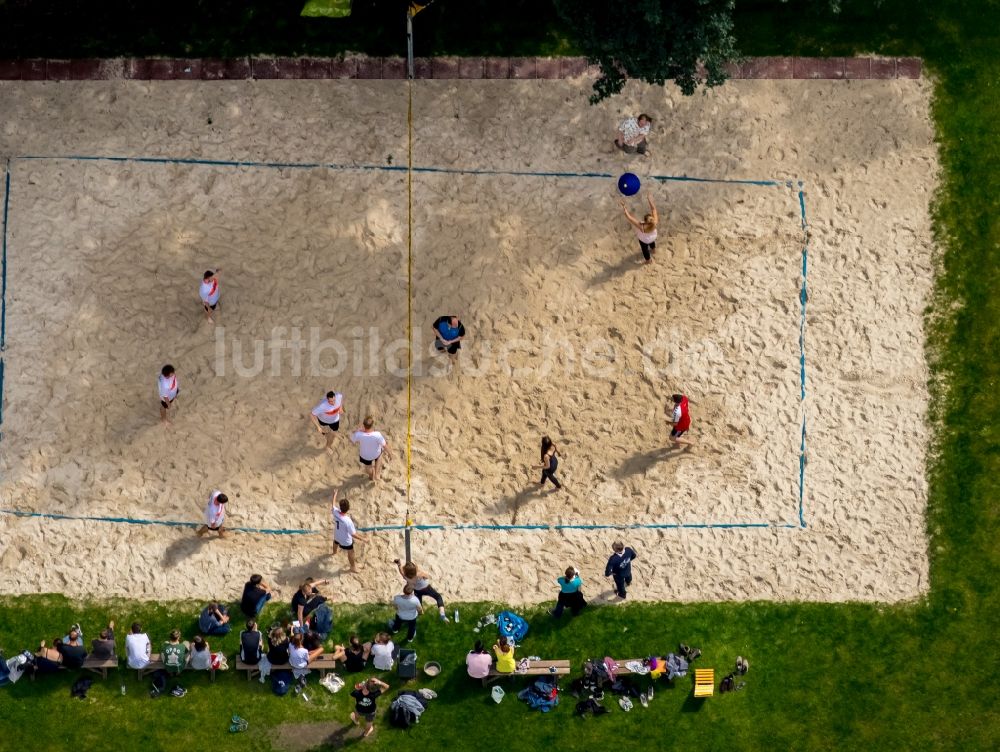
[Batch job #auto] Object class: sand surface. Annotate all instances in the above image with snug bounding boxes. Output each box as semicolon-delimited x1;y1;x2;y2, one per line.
0;77;936;608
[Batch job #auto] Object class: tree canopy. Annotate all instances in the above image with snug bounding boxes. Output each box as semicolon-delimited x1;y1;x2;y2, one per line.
554;0;739;102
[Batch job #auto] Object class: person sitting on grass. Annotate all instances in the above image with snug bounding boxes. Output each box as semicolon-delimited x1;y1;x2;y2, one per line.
466;640;492;679
162;629;189;675
288;633;323;680
370;632;395;672
91;621;116;659
292;577;334;640
240;574;274;619
493;636;516;674
189;635;212;671
35;638;64;673
350;677;390;738
198;601;232;636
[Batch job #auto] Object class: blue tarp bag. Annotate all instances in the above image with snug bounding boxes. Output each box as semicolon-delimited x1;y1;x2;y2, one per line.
497;611;529;642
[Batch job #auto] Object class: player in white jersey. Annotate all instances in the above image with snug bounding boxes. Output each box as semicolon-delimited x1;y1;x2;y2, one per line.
199;268;221;322
331;489;367;572
309;391;345;450
350;416;392;482
158;364;179;425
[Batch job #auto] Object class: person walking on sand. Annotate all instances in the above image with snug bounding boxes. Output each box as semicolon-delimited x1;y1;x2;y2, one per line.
351;416;391;482
432;315;466;358
331;489;367;572
614;113;653;156
668;393;693;447
309;390;345;450
199;268;221;323
620;193;659;264
539;436;563;490
158;364;179;424
195;490;229;538
605;541;639;600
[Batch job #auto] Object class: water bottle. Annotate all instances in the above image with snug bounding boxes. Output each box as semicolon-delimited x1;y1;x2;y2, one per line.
454;610;459;623
121;680;126;696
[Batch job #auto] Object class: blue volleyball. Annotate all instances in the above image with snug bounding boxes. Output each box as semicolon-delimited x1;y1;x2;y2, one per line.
618;172;641;196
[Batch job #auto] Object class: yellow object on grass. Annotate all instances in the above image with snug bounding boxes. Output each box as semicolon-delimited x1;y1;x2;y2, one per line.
301;0;352;18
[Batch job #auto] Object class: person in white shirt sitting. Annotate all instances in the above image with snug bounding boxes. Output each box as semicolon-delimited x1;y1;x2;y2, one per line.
125;621;151;670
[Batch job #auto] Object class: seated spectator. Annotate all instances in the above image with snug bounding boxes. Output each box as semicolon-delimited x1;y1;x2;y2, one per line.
331;635;371;673
35;639;64;673
466;640;492;679
91;621;116;659
162;629;189;675
198;602;232;636
61;624;84;647
288;633;323;680
433;315;466;357
125;622;151;670
493;636;516;674
240;574;274;618
239;620;263;666
292;578;334;640
189;636;212;671
371;632;395;672
267;626;290;665
58;634;88;669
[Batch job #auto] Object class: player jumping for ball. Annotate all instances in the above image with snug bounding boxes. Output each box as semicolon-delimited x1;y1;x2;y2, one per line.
620;193;659;265
668;393;692;447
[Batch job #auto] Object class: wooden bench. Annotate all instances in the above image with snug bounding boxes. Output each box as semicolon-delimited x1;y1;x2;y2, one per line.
483;659;571;686
236;654;340;682
136;654;215;682
82;655;119;679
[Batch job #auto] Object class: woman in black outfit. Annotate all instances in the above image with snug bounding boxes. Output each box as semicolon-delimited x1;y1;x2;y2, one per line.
539;436;562;490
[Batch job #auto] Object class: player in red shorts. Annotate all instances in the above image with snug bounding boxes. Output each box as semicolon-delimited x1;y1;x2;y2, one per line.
668;393;692;447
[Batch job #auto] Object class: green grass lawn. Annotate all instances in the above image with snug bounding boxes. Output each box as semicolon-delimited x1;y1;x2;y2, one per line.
1;1;999;750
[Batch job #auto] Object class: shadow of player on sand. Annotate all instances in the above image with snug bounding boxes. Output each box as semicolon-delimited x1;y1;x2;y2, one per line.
161;532;211;569
613;444;690;479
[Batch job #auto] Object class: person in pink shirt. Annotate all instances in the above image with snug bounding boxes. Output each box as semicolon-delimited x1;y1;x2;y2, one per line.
196;490;229;539
466;640;492;680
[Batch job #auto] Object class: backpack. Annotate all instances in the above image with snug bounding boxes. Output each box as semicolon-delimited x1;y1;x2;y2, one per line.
719;673;735;693
149;669;169;697
272;669;294;697
496;611;529;643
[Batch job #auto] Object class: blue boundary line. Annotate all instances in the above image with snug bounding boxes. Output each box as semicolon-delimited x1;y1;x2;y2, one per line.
1;153;807;533
17;153;783;186
797;183;809;528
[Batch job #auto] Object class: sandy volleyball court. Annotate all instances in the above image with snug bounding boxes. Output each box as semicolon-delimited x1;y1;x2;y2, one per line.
0;77;935;605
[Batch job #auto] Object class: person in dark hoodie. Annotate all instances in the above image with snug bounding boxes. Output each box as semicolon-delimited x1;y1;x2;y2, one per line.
604;541;639;600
